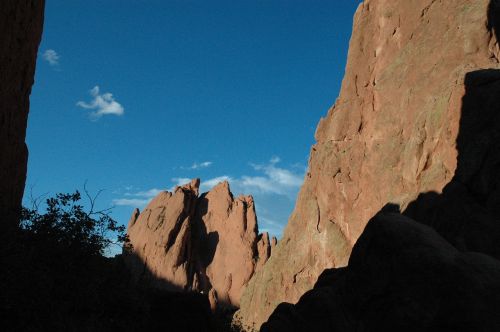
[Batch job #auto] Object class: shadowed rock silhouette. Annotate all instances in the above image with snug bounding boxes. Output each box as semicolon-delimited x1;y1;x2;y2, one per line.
262;207;500;332
404;69;500;259
0;0;45;233
2;195;216;332
488;0;500;42
117;252;217;332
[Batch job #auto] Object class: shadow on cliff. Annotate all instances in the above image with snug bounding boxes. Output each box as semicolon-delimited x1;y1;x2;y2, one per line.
123;249;190;290
261;68;500;331
401;0;500;259
404;68;500;259
105;251;219;331
118;251;218;331
388;1;500;256
2;237;217;331
261;4;500;330
194;194;219;270
488;0;500;42
262;202;500;331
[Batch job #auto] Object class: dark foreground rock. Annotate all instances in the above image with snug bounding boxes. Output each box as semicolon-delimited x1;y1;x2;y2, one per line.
262;208;500;332
2;229;217;332
0;0;45;232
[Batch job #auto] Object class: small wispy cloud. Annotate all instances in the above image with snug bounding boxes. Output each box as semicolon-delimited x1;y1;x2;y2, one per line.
188;161;213;170
113;198;150;207
240;157;304;197
258;216;284;236
42;49;60;66
192;157;304;198
270;156;281;164
113;187;167;208
77;86;124;120
125;188;164;198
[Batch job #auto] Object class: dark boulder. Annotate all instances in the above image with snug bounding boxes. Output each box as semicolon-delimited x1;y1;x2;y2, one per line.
262;210;500;332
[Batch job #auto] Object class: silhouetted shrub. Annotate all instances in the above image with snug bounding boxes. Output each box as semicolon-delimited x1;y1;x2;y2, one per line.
1;192;218;331
20;191;127;258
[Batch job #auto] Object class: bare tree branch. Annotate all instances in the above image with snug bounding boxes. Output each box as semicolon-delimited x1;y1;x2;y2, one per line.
28;184;48;211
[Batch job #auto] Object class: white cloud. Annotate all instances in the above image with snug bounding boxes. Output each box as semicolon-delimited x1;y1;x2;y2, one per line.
270;156;281;164
194;157;304;198
258;217;284;237
112;198;149;207
239;159;304;197
113;187;167;208
43;49;60;66
185;161;213;170
126;188;165;198
259;216;281;227
77;86;124;120
170;158;304;198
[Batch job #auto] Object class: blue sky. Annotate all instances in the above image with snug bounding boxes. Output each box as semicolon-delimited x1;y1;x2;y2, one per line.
26;0;360;242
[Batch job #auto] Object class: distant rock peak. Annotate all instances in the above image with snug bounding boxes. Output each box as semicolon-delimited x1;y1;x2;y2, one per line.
124;178;275;310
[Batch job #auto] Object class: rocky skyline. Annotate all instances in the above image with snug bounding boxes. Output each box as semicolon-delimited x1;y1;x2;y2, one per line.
2;0;500;331
24;1;361;241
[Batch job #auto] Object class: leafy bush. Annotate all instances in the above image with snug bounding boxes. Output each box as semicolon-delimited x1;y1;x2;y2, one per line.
20;191;127;257
1;191;222;331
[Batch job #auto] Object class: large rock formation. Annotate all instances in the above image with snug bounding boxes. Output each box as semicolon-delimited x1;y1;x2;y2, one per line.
124;179;273;309
261;208;500;332
238;0;500;328
0;0;45;231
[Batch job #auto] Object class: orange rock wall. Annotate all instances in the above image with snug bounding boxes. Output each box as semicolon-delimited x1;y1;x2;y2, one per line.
125;179;273;309
238;0;500;328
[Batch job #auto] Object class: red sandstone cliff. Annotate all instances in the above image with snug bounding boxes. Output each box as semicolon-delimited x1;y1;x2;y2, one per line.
237;0;500;328
124;179;273;309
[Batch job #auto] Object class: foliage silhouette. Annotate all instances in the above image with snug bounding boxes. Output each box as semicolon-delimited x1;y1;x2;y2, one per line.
20;190;127;257
1;191;218;331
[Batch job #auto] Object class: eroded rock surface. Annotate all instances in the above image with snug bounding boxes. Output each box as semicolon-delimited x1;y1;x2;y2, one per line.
124;179;273;309
0;0;45;231
238;0;500;328
125;179;199;290
261;209;500;332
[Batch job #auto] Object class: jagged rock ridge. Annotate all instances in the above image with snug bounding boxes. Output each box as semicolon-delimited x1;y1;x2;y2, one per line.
237;0;500;328
124;179;276;309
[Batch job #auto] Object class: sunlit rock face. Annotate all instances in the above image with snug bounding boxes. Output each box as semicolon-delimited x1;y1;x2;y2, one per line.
0;0;45;231
237;0;500;328
124;179;274;309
